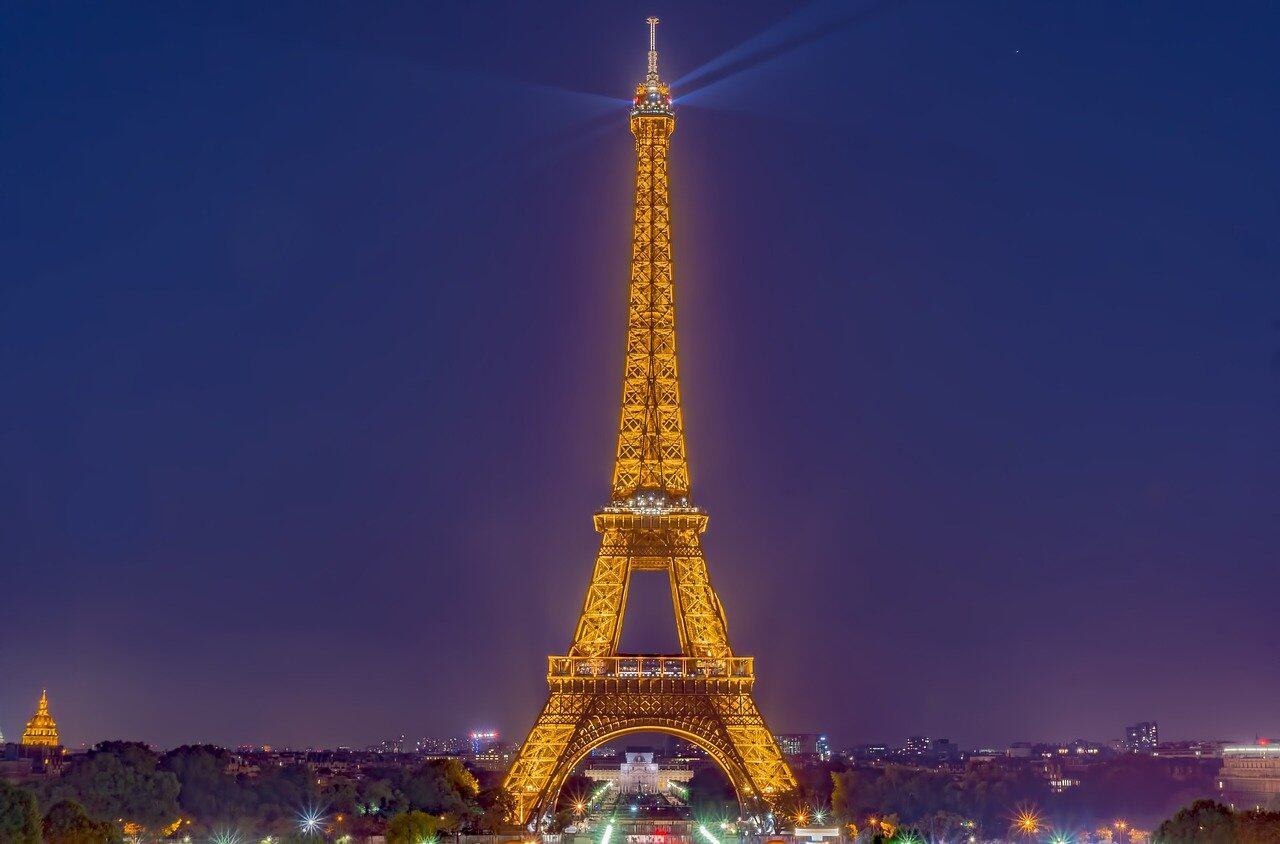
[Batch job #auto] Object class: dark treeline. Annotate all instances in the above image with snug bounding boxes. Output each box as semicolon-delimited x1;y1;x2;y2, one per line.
0;741;1249;843
814;757;1218;839
1153;800;1280;843
684;755;1224;840
0;741;512;842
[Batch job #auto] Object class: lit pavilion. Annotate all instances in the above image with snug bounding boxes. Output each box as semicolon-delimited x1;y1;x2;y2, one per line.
20;689;60;747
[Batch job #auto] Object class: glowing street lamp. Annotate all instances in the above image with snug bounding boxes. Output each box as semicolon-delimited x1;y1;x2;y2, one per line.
1011;806;1043;836
298;807;327;836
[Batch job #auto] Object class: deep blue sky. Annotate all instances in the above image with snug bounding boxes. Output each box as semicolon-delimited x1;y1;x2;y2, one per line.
2;1;1277;751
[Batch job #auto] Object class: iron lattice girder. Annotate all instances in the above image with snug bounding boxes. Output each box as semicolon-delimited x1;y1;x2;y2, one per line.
569;512;731;661
504;678;795;826
612;112;689;500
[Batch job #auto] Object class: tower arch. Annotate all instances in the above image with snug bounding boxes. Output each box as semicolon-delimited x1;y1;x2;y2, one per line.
529;722;757;826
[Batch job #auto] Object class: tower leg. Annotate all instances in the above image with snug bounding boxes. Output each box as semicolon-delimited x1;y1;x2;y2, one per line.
668;532;732;659
503;692;587;827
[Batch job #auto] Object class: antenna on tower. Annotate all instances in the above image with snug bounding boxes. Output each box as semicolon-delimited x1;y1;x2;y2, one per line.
646;16;661;85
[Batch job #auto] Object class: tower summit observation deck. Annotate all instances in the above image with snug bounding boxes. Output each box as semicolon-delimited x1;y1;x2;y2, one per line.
501;20;797;829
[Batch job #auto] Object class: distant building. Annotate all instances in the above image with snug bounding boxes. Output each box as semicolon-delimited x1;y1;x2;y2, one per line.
664;736;704;758
0;743;62;785
845;744;890;764
775;734;831;762
1153;740;1225;759
1006;742;1034;759
225;755;261;778
585;749;693;794
469;730;499;755
369;735;467;755
904;735;930;755
470;746;513;773
1219;744;1280;810
930;738;959;764
20;690;60;748
1125;721;1158;754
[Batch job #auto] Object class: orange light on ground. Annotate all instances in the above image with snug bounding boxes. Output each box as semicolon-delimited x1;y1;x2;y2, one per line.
1011;806;1043;836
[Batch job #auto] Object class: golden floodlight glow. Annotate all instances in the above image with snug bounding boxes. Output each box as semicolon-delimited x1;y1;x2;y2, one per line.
1012;806;1044;836
499;17;797;828
21;689;60;747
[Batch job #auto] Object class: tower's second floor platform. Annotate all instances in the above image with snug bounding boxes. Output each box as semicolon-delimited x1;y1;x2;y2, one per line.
546;655;754;693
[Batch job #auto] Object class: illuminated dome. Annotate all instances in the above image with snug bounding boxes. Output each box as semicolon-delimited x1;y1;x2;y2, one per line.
21;689;60;747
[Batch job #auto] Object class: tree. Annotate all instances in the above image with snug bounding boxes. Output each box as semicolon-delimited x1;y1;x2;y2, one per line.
792;759;846;811
160;745;246;823
43;799;122;844
688;763;737;819
473;786;514;833
386;809;442;844
0;781;40;844
320;775;360;816
45;741;181;831
401;759;478;815
1235;808;1280;843
1153;799;1236;843
239;763;316;826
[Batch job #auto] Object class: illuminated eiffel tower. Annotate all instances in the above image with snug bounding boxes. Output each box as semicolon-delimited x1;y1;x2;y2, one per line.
502;18;797;828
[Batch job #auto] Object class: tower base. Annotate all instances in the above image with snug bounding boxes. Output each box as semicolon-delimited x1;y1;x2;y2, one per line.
503;664;796;828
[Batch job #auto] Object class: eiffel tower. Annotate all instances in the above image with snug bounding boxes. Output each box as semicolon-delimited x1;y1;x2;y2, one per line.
501;19;797;828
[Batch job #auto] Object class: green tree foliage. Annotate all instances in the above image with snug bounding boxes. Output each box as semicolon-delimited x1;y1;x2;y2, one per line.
386;809;441;844
241;763;317;827
0;780;41;844
688;763;737;819
42;799;123;844
45;741;181;831
833;763;1048;833
38;741;501;838
320;775;359;816
401;758;478;816
793;759;846;810
1234;808;1280;843
473;786;515;833
160;745;245;823
1153;799;1280;843
157;747;323;835
354;759;482;821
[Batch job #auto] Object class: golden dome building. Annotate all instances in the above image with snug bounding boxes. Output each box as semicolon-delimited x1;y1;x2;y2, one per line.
20;690;60;747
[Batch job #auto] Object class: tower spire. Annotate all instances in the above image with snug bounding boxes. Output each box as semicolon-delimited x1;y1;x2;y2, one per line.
646;16;661;85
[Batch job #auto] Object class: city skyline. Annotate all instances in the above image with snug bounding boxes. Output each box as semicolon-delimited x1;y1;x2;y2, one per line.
3;1;1278;754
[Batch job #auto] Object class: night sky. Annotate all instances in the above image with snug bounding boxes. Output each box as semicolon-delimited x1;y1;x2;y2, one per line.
2;2;1277;752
